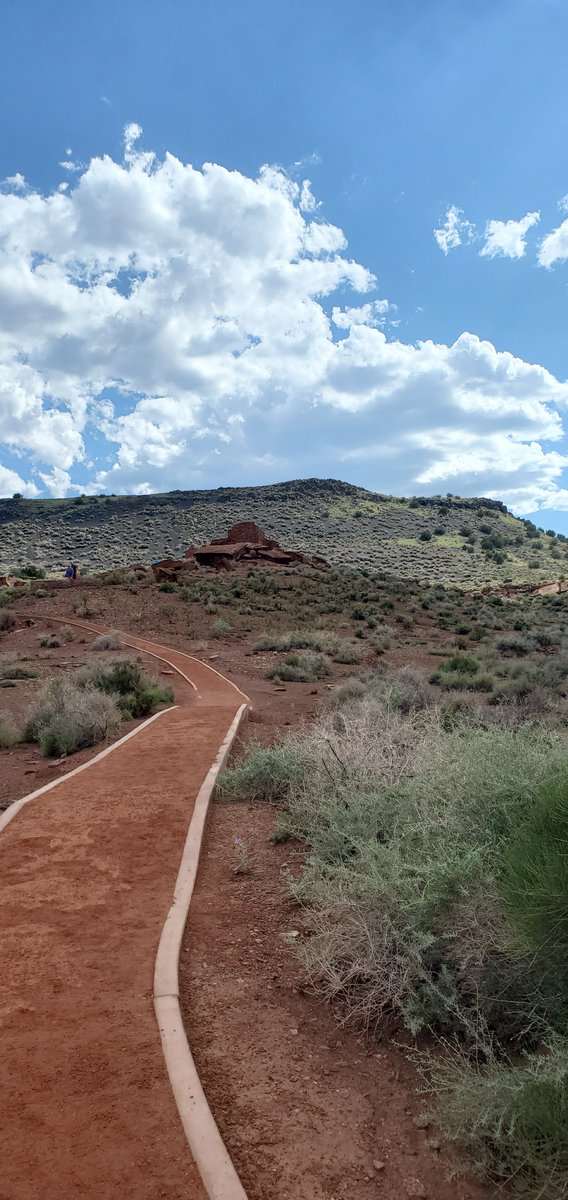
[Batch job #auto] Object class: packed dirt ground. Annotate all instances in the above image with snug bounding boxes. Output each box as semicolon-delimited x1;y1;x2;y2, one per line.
4;558;568;1199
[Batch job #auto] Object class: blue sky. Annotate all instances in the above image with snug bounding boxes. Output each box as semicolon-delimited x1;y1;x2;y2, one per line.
2;0;568;529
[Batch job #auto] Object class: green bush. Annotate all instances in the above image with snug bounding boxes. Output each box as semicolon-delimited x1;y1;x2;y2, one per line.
501;777;568;969
267;651;330;683
437;653;480;676
89;659;173;718
217;739;311;802
0;612;16;631
497;634;532;656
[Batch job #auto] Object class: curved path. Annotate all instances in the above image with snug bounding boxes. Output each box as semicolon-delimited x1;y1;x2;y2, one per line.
0;619;248;1200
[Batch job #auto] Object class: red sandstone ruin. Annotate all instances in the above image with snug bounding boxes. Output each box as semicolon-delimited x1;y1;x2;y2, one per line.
151;521;328;581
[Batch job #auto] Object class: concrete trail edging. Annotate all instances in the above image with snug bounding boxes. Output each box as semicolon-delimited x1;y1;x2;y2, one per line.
154;701;250;1200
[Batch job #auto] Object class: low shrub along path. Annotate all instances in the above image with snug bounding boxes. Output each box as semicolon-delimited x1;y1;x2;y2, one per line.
0;618;247;1200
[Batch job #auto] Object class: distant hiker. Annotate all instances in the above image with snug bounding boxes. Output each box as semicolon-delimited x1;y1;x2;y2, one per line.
64;564;74;582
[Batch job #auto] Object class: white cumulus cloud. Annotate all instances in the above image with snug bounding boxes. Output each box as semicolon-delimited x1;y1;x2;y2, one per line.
538;214;568;268
0;125;567;512
480;211;540;259
433;205;474;254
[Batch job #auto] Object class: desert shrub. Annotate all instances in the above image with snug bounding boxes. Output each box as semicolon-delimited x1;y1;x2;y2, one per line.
159;581;177;593
211;618;233;636
441;653;480;675
217;738;311;802
89;659;173;718
0;659;38;680
430;669;494;692
39;633;60;648
535;630;560;649
255;630;342;656
25;679;121;756
370;624;393;653
326;678;368;708
425;1038;568;1198
267;651;331;683
91;631;124;652
0;709;19;747
15;563;45;579
497;634;532;656
0;612;16;631
59;625;75;643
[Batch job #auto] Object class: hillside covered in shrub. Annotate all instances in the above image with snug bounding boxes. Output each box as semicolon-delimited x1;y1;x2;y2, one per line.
1;479;566;587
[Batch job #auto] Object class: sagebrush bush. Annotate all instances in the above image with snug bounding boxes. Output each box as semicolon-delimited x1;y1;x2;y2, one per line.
25;679;121;756
0;708;19;747
91;631;124;651
424;1037;568;1198
39;632;61;648
211;618;233;636
254;629;339;655
0;657;38;680
267;651;331;683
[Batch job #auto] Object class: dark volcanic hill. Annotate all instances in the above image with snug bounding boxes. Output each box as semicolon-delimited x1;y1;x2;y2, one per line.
0;478;565;587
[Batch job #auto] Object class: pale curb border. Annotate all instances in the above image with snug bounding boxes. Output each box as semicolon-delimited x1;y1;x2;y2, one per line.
153;701;250;1200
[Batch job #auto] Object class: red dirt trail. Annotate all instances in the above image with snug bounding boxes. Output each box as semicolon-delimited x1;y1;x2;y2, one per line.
0;620;246;1200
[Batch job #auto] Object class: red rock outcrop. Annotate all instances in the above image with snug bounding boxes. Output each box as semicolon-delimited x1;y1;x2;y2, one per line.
183;522;328;571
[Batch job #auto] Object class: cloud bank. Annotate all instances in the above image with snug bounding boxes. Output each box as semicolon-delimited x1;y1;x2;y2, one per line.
1;126;568;512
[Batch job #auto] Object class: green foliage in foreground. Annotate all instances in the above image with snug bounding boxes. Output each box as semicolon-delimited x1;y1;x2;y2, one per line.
88;659;173;719
219;671;568;1196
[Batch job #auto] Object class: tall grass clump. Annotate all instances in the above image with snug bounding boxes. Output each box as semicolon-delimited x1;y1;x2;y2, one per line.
0;709;19;747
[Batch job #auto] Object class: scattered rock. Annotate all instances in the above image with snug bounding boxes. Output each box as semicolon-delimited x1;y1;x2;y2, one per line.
406;1182;427;1199
208;654;220;661
372;1159;385;1171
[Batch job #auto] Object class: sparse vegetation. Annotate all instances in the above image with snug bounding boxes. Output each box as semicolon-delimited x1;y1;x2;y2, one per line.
220;667;568;1195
